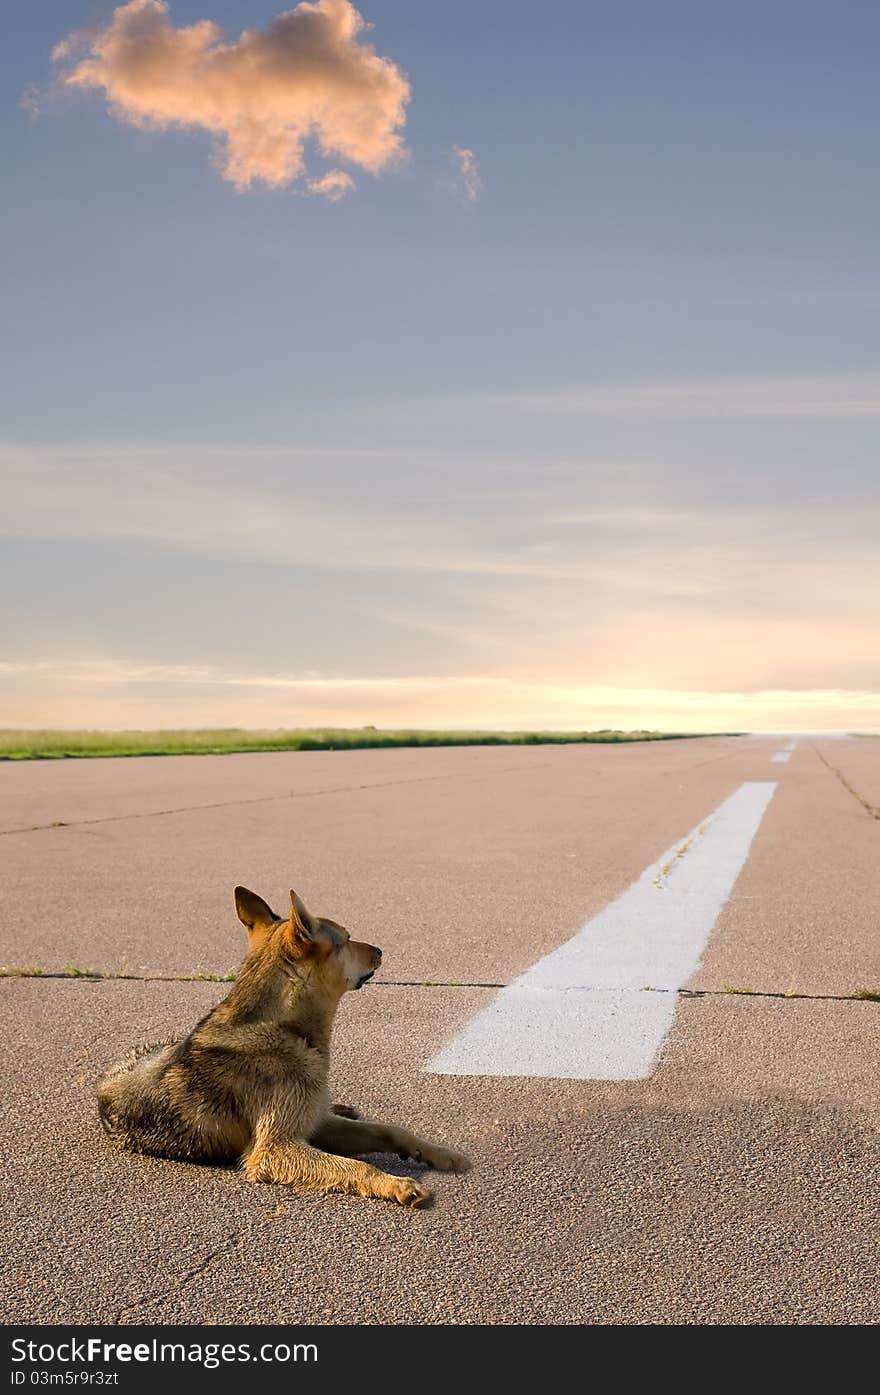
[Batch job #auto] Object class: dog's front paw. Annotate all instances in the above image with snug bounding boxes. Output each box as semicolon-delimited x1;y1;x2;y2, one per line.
420;1143;471;1173
391;1177;431;1208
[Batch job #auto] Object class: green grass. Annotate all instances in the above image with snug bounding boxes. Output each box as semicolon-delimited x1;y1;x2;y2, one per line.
0;966;238;982
0;726;712;761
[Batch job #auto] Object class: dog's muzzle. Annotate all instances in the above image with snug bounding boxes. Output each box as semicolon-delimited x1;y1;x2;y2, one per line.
355;969;376;989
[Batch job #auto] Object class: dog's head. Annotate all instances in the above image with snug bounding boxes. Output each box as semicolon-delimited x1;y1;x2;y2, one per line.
233;885;382;997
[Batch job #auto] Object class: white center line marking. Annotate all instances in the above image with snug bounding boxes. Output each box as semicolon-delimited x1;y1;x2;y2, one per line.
426;781;777;1081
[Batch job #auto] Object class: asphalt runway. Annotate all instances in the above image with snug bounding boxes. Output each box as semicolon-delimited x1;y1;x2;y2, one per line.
2;736;878;1324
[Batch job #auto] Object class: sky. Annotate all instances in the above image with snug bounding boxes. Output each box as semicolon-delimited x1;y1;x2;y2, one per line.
3;0;880;733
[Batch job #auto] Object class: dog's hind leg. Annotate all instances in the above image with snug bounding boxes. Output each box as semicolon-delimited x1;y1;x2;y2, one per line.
311;1114;470;1173
244;1127;431;1208
330;1103;361;1119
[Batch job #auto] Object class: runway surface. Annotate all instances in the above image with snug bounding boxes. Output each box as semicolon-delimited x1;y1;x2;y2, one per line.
2;735;878;1324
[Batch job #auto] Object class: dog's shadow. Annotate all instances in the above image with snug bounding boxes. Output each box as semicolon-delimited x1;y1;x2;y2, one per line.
144;1150;426;1181
361;1151;429;1181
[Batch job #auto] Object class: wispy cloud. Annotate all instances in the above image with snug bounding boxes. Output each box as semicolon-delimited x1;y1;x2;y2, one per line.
1;659;878;731
19;85;41;119
508;372;880;419
3;442;880;594
0;658;485;691
5;439;880;713
307;169;355;201
452;144;481;202
52;0;410;192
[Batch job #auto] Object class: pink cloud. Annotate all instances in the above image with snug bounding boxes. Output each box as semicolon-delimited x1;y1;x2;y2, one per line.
307;168;355;200
453;145;481;202
53;0;410;192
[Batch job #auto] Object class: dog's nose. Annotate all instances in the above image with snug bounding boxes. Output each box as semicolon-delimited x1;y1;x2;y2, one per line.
374;947;382;961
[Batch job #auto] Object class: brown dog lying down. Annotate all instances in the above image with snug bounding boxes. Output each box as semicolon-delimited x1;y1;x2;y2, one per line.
98;886;469;1207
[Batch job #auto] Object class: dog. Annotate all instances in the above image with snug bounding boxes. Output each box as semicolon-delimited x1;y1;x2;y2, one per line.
97;885;469;1207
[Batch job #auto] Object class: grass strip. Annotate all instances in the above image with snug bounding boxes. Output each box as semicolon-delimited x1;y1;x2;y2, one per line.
0;727;719;761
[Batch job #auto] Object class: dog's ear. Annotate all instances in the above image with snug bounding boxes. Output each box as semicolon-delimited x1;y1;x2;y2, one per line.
288;889;316;948
233;886;279;952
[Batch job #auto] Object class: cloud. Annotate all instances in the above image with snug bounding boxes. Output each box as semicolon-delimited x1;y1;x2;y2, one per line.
453;144;481;202
19;85;41;119
52;0;410;191
6;439;880;703
507;373;880;419
307;168;354;200
1;659;878;731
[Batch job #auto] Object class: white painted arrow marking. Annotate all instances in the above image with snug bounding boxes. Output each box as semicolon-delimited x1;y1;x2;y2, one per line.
426;781;777;1080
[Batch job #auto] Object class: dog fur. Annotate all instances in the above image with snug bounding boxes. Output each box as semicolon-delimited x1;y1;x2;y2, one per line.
97;885;469;1207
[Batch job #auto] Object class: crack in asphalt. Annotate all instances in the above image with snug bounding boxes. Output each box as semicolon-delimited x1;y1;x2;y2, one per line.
2;967;877;1002
812;744;880;819
0;737;744;839
0;969;240;983
666;985;879;1004
115;1225;252;1325
0;764;551;837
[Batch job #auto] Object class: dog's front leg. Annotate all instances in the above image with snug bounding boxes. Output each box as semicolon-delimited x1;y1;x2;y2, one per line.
244;1127;430;1207
311;1114;470;1173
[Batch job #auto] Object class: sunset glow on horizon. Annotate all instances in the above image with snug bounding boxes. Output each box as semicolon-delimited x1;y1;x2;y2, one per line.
3;660;879;734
